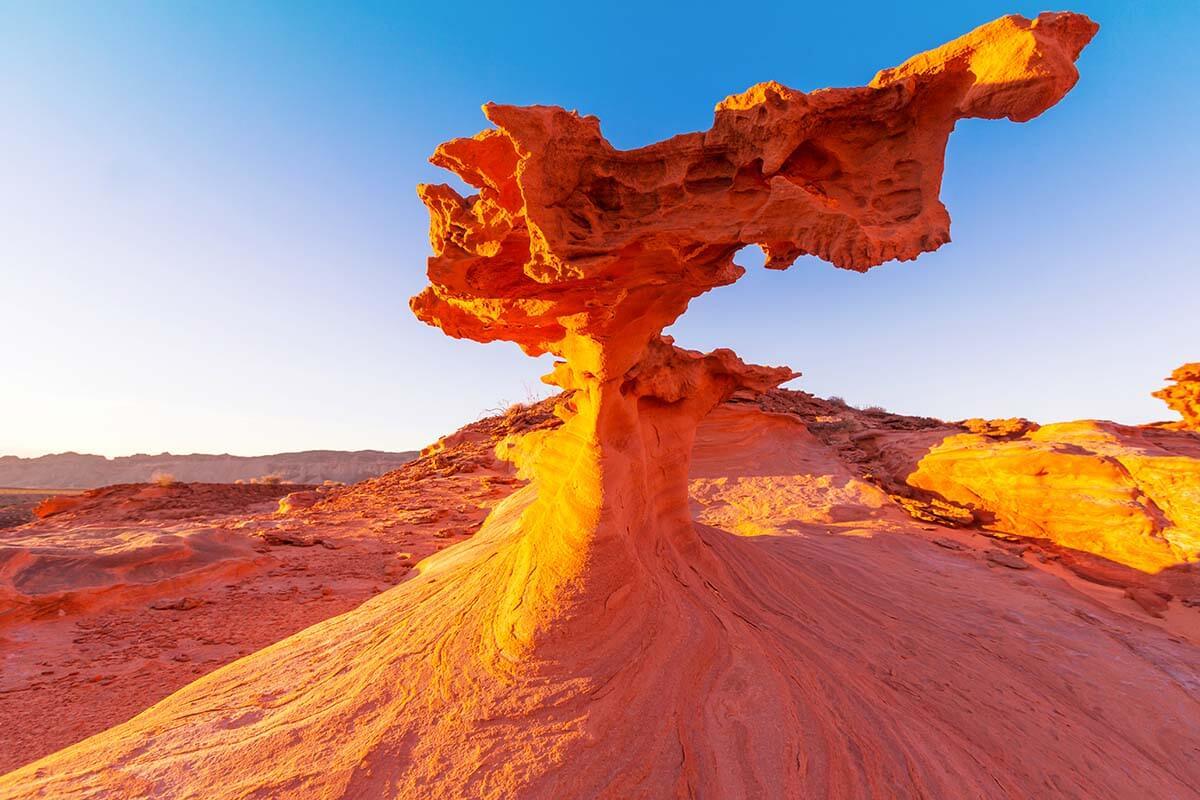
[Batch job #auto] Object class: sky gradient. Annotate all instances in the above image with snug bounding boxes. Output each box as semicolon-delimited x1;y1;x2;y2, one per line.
2;1;1196;458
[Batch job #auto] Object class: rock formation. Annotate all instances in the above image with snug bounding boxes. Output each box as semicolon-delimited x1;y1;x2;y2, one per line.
410;11;1097;649
4;14;1145;800
7;388;1200;787
905;421;1200;572
823;403;1200;582
1155;362;1200;430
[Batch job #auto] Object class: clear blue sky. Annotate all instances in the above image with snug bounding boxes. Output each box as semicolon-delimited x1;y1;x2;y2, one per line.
1;1;1196;458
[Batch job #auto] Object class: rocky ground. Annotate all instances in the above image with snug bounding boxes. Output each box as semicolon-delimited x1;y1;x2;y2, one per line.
0;403;554;772
0;489;81;531
2;392;1197;784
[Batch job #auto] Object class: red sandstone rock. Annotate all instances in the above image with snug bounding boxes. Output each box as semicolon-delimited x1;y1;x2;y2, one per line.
1155;362;1200;430
15;15;1178;800
0;420;535;770
905;421;1200;575
786;392;1200;607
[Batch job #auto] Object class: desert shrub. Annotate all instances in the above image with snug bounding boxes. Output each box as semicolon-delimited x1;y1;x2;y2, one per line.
827;396;846;406
860;405;889;414
481;383;553;420
151;471;176;487
254;474;284;486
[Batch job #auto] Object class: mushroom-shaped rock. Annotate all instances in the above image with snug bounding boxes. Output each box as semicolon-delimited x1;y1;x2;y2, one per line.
410;11;1098;640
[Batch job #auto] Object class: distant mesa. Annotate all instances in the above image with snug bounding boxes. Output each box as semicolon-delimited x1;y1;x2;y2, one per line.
0;449;417;490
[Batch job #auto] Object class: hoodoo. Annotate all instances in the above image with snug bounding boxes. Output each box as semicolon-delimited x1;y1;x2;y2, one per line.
23;14;1199;800
409;12;1098;646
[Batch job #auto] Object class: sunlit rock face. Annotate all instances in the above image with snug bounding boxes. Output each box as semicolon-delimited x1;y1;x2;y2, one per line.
904;420;1200;574
1155;362;1200;430
411;12;1099;644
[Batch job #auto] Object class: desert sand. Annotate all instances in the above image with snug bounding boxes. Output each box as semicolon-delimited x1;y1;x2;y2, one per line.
3;11;1200;800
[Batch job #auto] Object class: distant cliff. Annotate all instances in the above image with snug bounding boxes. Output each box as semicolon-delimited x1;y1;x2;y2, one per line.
0;449;417;489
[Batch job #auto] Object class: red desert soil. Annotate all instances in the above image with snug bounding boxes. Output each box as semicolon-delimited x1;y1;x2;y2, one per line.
6;12;1200;799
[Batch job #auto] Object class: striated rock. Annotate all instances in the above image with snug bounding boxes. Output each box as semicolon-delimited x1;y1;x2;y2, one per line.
905;421;1200;575
0;15;1128;800
1124;587;1171;618
960;417;1039;438
7;389;1200;785
1154;362;1200;430
0;420;527;771
985;549;1030;570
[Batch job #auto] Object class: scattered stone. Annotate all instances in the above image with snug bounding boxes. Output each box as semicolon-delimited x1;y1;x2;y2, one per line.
276;491;321;515
1124;587;1170;618
260;532;320;548
932;538;966;551
149;597;205;612
985;550;1029;570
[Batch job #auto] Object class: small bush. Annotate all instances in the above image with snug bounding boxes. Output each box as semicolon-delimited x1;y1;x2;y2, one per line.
151;471;176;487
254;474;284;486
861;405;889;414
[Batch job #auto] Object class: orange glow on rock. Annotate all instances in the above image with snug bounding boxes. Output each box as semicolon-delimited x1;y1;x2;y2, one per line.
408;12;1100;649
4;14;1147;800
1155;362;1200;430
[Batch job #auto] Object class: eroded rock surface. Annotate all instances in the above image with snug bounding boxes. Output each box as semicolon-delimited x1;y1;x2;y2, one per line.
1155;362;1200;430
906;421;1200;573
15;15;1185;800
0;406;550;771
786;393;1200;607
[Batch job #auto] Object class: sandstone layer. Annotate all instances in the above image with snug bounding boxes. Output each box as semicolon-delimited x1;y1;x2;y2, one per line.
1155;362;1200;430
0;404;552;771
4;391;1200;795
6;398;1200;799
780;392;1200;615
906;421;1200;573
